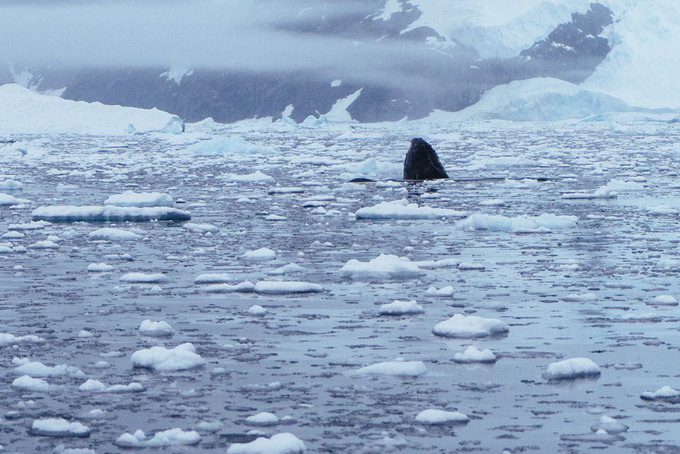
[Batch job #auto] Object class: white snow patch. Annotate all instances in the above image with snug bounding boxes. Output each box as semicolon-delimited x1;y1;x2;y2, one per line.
0;84;175;135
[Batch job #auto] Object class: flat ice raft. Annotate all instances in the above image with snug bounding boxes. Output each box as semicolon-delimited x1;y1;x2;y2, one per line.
32;206;190;222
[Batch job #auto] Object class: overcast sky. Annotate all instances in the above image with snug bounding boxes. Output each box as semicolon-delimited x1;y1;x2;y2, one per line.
0;0;460;88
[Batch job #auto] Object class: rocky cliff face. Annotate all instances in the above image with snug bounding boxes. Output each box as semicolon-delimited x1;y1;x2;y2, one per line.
3;2;613;123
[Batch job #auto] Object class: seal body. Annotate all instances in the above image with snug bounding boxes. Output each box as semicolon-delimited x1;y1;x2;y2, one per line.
403;138;449;181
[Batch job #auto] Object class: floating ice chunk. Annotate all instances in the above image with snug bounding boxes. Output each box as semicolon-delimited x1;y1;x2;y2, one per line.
14;361;84;378
0;332;44;346
339;254;424;280
205;281;255;293
8;220;50;230
32;206;190;222
226;432;305;454
355;199;466;220
120;273;169;284
0;179;22;190
479;198;505;206
248;305;267;315
640;385;680;403
651;295;678;306
415;409;469;425
116;428;200;447
590;416;628;434
561;293;597;302
88;263;114;272
196;420;224;433
269;263;306;275
0;193;30;206
243;247;276;261
184;223;219;233
379;300;424;315
268;187;304;195
104;191;173;207
453;346;497;363
458;213;577;233
89;228;141;241
562;186;617;200
353;360;427;377
28;240;59;249
53;445;96;454
545;357;601;380
245;412;279;426
223;171;276;184
254;281;323;294
12;375;51;392
78;379;144;393
560;430;623;443
139;320;174;337
131;343;205;371
78;330;94;338
425;286;454;297
647;205;679;215
415;259;459;269
187;137;273;156
2;231;24;239
265;214;287;221
31;418;90;437
433;314;509;338
194;273;232;284
458;262;485;271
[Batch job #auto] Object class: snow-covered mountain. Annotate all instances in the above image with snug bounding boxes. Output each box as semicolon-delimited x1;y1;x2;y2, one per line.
1;0;677;122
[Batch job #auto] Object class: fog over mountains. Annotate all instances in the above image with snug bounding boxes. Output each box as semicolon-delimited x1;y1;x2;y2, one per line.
0;1;675;122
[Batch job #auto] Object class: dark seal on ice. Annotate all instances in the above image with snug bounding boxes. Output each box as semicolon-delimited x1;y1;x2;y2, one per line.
403;138;449;181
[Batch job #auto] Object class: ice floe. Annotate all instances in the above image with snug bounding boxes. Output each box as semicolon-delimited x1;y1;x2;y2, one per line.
640;386;680;403
355;199;466;220
0;333;44;346
453;346;497;363
30;418;90;438
115;428;200;447
120;273;169;284
378;300;424;315
139;320;174;337
32;206;191;222
353;360;427;377
253;281;323;294
339;254;424;280
131;343;205;371
78;379;144;393
245;412;279;426
458;213;578;233
104;191;173;207
433;314;509;338
243;247;277;261
12;375;51;392
415;409;469;425
226;432;305;454
545;357;601;380
89;228;142;241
